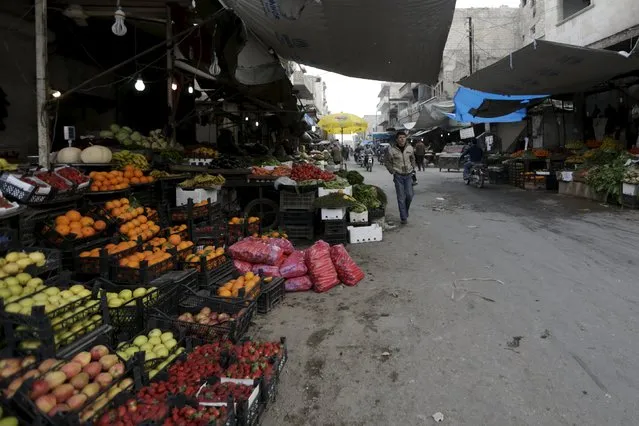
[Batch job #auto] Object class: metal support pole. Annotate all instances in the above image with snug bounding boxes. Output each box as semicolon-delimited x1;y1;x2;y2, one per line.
36;0;50;167
166;5;176;142
468;17;474;75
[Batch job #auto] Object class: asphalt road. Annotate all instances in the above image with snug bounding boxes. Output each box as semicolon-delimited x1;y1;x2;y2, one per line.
256;161;639;426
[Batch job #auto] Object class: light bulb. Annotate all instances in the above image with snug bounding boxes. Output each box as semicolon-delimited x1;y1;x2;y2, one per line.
134;76;145;91
111;8;127;36
51;90;61;98
255;121;260;127
187;85;194;94
171;82;178;91
245;117;249;121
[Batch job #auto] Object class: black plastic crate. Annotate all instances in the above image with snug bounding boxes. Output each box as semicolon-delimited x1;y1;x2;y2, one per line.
0;173;53;204
195;377;263;426
109;252;176;285
368;207;385;220
322;233;348;245
167;199;218;224
280;211;314;225
75;241;138;277
622;194;639;209
324;218;347;235
150;268;198;298
280;224;313;241
279;191;316;212
18;201;79;247
257;278;285;314
150;290;256;343
196;256;236;288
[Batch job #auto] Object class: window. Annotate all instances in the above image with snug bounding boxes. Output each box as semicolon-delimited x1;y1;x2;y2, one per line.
560;0;592;20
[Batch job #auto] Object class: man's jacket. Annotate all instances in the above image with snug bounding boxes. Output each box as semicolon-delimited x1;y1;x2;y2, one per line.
385;144;415;175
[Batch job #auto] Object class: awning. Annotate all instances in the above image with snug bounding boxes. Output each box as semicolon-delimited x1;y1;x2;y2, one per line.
219;0;456;82
303;113;317;127
459;40;639;96
447;87;548;123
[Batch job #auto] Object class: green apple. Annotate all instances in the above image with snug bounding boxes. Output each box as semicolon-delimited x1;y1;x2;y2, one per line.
17;252;28;259
4;303;21;313
154;346;169;358
27;278;43;288
140;343;154;353
148;328;162;338
4;277;19;287
44;287;60;296
164;338;177;350
160;332;174;343
16;258;33;270
119;289;133;301
117;351;130;361
0;288;11;299
125;347;139;357
69;284;85;295
3;263;20;275
132;288;147;298
16;273;31;285
5;252;20;263
108;298;124;308
7;285;22;297
148;336;161;346
28;251;46;263
18;297;34;307
133;335;148;347
19;306;31;315
78;289;91;298
47;295;60;305
59;290;73;299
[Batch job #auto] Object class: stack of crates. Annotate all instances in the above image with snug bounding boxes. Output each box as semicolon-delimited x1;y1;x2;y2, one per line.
279;190;315;241
322;218;348;245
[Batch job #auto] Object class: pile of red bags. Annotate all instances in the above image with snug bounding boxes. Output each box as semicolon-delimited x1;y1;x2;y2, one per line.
228;238;365;293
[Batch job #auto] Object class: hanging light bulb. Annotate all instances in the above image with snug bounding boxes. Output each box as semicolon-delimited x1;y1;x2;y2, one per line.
245;116;249;121
171;82;178;91
111;6;127;36
51;90;62;98
134;76;145;91
255;121;260;127
187;85;194;94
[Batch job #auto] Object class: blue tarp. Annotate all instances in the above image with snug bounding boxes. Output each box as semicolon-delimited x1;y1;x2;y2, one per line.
303;114;317;127
447;87;548;123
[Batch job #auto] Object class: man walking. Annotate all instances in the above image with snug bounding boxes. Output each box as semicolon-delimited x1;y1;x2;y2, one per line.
414;139;426;171
385;131;416;225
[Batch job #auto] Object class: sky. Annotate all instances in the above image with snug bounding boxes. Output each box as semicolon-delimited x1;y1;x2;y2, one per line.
307;0;520;118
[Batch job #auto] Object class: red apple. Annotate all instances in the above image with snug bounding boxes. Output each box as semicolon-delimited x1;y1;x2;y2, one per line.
53;384;75;403
67;393;87;410
48;403;70;417
1;364;21;378
108;363;125;379
72;352;91;367
29;379;50;399
38;359;60;374
60;362;82;379
95;373;113;389
44;371;67;389
81;382;100;398
82;362;101;379
23;369;40;380
90;345;109;361
35;394;57;413
70;372;89;390
99;354;118;371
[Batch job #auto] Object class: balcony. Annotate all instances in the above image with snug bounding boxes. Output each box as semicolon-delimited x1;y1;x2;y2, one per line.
399;82;414;100
377;95;390;113
291;71;314;100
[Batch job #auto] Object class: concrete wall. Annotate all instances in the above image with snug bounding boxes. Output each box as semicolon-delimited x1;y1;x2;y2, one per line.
541;0;639;48
520;0;546;45
439;7;522;99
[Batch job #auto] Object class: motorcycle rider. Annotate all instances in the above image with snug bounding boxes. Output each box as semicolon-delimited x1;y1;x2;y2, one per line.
364;145;375;166
462;139;484;180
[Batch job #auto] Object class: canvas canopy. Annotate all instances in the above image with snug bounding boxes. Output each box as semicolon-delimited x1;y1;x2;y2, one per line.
447;87;548;123
459;40;639;96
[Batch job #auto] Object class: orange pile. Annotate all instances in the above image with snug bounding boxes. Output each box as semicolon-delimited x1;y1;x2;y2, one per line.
184;245;225;263
216;271;259;298
119;250;172;269
54;210;107;239
194;200;209;207
147;234;194;251
89;170;130;192
79;240;137;258
169;224;187;235
119;215;160;242
123;165;154;185
105;198;156;223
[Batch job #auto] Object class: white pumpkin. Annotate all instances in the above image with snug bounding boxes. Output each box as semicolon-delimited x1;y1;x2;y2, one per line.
56;147;82;164
81;145;112;164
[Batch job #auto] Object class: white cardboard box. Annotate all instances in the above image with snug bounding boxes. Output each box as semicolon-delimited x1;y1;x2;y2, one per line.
321;208;346;220
176;187;218;206
623;183;639;196
318;186;352;197
349;210;368;223
348;224;383;244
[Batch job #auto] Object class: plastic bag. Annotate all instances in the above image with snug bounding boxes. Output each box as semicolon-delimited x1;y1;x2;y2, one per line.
280;250;307;278
330;244;364;286
268;237;294;255
305;240;339;293
229;238;285;265
285;275;313;292
233;260;253;274
252;264;281;277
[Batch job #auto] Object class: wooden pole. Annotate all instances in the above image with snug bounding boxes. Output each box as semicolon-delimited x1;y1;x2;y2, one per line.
36;0;51;167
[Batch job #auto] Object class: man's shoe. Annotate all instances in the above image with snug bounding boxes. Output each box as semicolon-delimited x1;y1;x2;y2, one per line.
400;219;407;225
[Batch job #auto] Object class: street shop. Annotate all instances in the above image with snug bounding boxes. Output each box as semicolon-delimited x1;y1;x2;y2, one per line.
0;145;375;425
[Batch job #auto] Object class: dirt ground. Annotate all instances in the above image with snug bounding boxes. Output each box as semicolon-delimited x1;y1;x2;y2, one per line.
254;163;639;426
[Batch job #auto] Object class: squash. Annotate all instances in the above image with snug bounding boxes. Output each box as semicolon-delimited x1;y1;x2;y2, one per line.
81;145;112;164
56;147;82;164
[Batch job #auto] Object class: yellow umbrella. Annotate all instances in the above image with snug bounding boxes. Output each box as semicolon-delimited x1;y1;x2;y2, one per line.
318;113;368;142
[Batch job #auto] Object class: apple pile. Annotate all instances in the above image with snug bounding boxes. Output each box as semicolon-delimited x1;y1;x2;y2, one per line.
1;356;38;398
0;407;19;426
0;273;45;302
0;251;47;278
3;284;94;316
27;345;127;420
116;329;182;373
177;307;237;326
104;287;157;308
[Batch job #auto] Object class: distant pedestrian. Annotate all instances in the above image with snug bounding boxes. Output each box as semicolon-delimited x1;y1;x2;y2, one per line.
331;144;342;165
414;139;426;171
385;131;416;225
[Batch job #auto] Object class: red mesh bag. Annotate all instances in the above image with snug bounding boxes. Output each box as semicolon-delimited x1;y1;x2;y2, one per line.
229;238;285;265
252;264;281;277
330;244;364;286
233;259;253;274
268;237;294;255
279;250;307;279
305;240;339;293
285;275;313;292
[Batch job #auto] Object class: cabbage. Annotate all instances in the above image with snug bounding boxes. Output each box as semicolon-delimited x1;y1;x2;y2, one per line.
109;124;121;133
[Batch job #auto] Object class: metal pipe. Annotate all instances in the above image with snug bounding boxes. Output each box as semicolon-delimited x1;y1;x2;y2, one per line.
36;0;50;167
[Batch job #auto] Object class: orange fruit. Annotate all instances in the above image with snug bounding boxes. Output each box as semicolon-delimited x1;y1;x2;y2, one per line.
65;210;82;222
130;177;140;185
127;260;140;268
134;169;143;178
138;215;148;224
168;234;181;246
120;198;129;205
94;220;107;231
81;227;95;238
80;217;94;227
55;216;70;226
119;224;130;234
56;225;70;236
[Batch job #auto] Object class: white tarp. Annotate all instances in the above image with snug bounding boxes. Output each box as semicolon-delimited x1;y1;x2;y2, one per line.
219;0;456;83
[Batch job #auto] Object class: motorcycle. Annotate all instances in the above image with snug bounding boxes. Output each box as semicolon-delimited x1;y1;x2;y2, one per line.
365;154;374;172
461;155;487;188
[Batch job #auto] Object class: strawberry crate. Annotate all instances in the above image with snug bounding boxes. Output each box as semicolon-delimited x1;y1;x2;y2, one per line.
0;173;54;204
196;377;262;426
150;290;256;344
109;253;176;285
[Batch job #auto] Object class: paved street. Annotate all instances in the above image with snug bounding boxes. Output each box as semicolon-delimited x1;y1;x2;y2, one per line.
256;161;639;426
